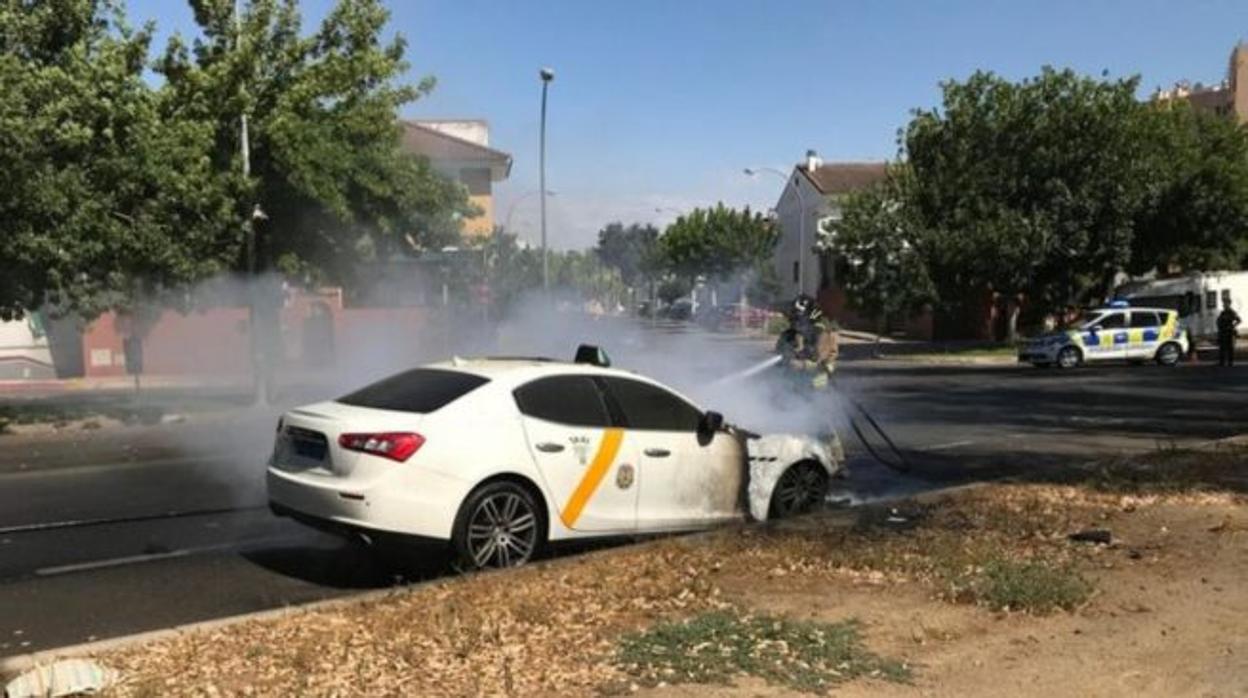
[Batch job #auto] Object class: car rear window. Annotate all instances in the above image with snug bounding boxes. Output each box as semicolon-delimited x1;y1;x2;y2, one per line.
338;369;489;413
1130;311;1158;328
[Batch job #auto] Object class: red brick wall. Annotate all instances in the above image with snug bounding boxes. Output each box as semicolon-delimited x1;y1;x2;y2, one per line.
80;289;443;379
817;287;935;340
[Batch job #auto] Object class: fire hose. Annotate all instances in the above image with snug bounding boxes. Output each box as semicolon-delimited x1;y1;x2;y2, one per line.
714;355;911;473
839;390;910;473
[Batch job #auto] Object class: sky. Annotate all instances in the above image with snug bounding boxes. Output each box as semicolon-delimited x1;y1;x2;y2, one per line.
127;0;1248;250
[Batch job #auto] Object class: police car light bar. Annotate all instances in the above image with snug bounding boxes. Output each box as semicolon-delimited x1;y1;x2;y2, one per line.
1108;299;1130;309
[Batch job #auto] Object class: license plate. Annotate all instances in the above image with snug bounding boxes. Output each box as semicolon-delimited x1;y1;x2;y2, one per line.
286;427;328;461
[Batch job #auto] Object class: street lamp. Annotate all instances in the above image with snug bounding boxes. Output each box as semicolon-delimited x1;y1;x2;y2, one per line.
539;67;555;290
745;165;807;296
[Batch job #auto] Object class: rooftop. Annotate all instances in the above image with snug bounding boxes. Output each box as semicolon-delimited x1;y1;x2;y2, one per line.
798;162;888;195
400;121;513;179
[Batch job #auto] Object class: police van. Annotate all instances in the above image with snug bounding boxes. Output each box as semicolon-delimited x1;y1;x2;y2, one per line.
1018;301;1189;369
1115;271;1247;345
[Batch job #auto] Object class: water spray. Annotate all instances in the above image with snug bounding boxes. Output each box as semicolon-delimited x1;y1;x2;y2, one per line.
711;355;783;386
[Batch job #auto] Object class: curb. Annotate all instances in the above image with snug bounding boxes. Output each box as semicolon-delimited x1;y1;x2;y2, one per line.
873;354;1019;366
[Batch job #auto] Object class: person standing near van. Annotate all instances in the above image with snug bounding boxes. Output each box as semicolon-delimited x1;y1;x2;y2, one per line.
1217;304;1241;367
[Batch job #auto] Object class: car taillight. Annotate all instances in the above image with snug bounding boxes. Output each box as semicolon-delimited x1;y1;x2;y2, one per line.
337;432;425;462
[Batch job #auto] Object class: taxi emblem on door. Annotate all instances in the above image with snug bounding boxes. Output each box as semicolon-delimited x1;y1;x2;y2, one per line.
616;463;636;489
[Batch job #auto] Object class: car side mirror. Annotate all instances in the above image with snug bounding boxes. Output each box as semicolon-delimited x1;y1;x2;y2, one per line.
697;411;724;446
1090;325;1103;332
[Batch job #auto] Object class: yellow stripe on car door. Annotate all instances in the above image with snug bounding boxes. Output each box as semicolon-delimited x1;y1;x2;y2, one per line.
559;428;624;528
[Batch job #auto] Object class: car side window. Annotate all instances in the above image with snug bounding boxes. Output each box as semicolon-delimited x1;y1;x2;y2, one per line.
1098;313;1125;329
600;377;702;432
1129;312;1158;328
513;376;612;428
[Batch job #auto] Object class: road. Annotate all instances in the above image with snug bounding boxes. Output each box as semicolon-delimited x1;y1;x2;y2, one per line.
1;352;1246;657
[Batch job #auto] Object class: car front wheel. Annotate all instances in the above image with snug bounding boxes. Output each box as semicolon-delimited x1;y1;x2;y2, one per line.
452;481;543;571
1056;346;1082;369
768;462;829;519
1155;342;1182;367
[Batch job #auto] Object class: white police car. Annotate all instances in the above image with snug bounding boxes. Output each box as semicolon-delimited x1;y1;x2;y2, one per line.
1018;301;1189;369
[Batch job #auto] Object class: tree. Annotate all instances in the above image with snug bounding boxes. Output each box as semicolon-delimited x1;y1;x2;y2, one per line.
656;204;778;283
820;166;935;331
902;68;1152;338
0;0;239;320
594;222;659;285
156;0;472;288
1130;102;1248;274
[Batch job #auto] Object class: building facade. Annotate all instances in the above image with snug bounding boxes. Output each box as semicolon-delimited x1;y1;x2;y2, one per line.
401;120;513;238
771;153;887;300
1153;42;1248;123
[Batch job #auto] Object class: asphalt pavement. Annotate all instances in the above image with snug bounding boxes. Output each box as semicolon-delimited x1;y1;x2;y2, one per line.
1;351;1246;657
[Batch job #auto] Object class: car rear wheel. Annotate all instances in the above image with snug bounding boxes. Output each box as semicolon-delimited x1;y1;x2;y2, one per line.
768;462;829;519
1056;346;1082;369
452;481;543;571
1155;342;1182;367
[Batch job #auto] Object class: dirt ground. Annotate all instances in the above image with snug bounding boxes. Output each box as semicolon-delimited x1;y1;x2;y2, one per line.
13;447;1244;697
643;494;1248;697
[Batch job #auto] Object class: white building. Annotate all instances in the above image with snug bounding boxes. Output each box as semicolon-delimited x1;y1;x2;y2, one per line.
770;152;887;299
0;315;56;380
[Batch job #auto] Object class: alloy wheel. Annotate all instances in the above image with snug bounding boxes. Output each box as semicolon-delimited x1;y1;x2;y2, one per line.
771;464;827;518
465;491;538;568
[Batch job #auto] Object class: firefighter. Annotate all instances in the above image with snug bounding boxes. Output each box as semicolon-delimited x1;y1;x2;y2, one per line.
1217;303;1241;367
775;294;839;390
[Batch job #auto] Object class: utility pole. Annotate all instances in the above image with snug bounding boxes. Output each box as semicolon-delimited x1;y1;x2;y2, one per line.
237;0;266;404
539;67;554;291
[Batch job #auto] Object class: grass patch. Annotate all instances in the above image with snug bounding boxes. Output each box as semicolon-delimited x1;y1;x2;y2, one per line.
943;557;1092;614
616;610;910;693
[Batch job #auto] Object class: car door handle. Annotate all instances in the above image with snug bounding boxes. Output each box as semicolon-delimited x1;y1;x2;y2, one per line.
535;442;565;453
644;448;671;458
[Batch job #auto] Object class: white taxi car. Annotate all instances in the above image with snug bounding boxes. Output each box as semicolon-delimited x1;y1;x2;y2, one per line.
267;347;840;570
1018;302;1188;369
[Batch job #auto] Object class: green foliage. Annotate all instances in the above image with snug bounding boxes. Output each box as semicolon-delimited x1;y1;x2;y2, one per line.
822;165;935;323
0;0;469;321
656;276;693;304
158;0;472;288
616;610;910;693
1130;102;1248;274
832;67;1248;330
656;204;778;282
0;0;239;319
594;222;660;287
904;68;1149;315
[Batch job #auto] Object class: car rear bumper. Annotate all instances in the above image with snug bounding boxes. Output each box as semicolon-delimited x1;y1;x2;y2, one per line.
266;465;471;541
